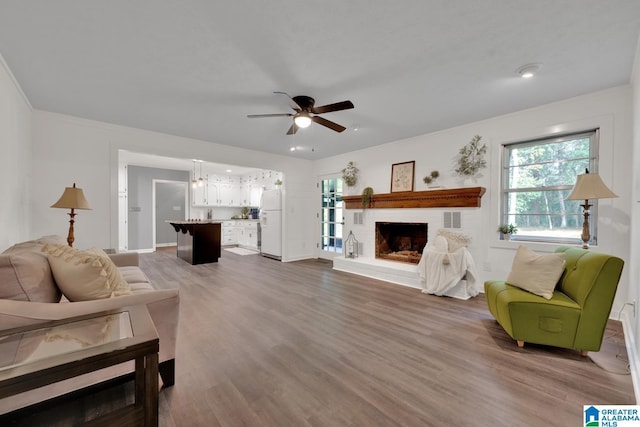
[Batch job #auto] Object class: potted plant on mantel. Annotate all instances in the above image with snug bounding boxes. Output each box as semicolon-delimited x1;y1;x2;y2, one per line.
455;135;487;186
423;170;441;189
498;224;518;240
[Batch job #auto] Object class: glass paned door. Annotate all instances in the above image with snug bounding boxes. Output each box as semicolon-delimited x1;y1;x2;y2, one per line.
319;177;343;258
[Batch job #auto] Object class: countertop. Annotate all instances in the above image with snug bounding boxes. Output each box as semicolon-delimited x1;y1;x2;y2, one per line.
167;220;222;225
167;219;260;224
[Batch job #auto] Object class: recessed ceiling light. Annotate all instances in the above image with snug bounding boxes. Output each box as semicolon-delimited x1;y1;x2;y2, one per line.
226;169;232;173
290;146;296;152
516;63;542;79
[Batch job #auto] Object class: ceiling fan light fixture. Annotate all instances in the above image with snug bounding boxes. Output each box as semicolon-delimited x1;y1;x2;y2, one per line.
294;113;312;128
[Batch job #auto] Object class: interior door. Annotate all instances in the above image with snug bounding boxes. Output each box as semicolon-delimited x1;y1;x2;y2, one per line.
318;176;343;260
154;180;188;248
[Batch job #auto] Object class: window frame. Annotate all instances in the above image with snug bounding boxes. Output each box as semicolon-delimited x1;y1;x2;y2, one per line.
319;176;344;257
500;129;600;245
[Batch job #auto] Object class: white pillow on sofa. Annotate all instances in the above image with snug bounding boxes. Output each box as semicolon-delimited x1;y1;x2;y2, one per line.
43;244;131;302
506;245;565;300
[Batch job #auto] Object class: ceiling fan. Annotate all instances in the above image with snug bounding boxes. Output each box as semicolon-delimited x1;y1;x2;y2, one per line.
247;92;354;135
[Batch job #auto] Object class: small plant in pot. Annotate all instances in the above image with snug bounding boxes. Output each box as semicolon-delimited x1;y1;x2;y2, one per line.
498;224;518;240
240;207;250;219
423;170;440;188
361;187;374;209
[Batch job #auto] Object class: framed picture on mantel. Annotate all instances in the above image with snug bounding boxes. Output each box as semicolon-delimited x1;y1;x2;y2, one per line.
390;161;415;192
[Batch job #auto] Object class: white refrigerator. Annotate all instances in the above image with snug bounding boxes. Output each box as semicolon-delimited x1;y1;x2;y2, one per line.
260;189;282;259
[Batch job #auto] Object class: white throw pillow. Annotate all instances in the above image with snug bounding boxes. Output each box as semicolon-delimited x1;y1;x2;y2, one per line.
43;244;131;302
506;245;565;299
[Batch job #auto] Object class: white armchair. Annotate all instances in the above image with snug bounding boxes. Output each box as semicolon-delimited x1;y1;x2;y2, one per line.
417;230;479;299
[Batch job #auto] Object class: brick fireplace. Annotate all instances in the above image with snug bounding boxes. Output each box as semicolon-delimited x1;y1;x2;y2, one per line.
375;222;428;264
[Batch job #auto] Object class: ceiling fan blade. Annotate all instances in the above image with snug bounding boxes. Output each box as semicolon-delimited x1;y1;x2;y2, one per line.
312;100;354;114
247;113;293;118
274;91;302;111
286;122;299;135
312;116;347;133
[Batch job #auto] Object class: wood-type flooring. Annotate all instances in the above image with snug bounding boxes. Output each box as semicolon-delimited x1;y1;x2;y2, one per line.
1;247;634;426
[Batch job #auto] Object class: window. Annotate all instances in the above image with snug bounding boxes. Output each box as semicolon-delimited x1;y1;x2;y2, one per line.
501;129;598;245
320;177;343;255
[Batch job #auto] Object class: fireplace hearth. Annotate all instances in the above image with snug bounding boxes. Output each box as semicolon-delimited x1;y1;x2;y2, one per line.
375;222;428;264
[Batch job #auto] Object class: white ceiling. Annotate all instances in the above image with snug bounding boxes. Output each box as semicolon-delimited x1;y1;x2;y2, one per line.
1;1;639;160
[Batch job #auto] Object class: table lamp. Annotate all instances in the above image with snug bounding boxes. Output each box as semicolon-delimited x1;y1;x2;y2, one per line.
566;169;617;249
51;183;92;247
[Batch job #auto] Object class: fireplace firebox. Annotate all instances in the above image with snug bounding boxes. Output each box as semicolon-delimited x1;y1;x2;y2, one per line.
375;222;428;264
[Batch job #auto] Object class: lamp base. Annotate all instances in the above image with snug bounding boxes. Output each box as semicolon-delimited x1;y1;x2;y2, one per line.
580;201;591;250
66;210;76;247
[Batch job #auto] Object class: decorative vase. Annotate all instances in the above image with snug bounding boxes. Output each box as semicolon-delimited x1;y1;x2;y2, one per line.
463;176;477;187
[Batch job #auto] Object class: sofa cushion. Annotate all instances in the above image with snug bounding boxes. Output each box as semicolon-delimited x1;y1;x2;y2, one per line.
43;244;132;302
3;235;67;255
118;266;151;285
0;250;62;302
506;245;565;300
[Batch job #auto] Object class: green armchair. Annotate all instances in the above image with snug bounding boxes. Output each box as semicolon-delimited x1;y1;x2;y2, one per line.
484;246;624;356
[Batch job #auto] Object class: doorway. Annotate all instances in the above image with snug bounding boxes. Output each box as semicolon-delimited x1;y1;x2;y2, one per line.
318;176;343;259
153;180;188;248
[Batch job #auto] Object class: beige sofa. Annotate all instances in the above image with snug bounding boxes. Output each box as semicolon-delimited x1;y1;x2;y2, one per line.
0;236;179;415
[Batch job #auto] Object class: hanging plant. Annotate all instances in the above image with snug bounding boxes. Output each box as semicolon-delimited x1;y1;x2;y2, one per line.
361;187;374;209
342;161;359;187
455;135;487;177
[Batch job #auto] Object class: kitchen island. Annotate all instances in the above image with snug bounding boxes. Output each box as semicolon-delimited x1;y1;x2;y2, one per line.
168;221;222;265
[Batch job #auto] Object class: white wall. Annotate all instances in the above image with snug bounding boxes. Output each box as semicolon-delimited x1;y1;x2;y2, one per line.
315;85;634;314
30;111;317;261
0;54;32;250
629;34;640;375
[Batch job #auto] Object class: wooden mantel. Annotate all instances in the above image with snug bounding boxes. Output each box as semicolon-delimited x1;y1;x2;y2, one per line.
342;187;486;209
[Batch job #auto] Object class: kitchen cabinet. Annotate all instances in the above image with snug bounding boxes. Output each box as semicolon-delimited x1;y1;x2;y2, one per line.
191;173;265;207
219;183;241;206
221;220;259;250
222;221;238;245
169;221;221;264
239;183;250;206
250;187;262;207
239;221;259;250
192;184;207;206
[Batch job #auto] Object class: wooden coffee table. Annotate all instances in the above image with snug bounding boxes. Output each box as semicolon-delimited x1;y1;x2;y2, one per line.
0;305;159;426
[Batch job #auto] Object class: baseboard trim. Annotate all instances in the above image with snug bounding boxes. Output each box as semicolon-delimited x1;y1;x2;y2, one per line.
155;243;176;248
621;310;640;403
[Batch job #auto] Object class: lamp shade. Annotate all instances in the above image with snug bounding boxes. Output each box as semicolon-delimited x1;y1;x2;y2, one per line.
51;183;92;210
566;172;618;201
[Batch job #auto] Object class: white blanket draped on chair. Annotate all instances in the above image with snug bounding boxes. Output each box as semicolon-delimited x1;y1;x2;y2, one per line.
417;236;480;298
